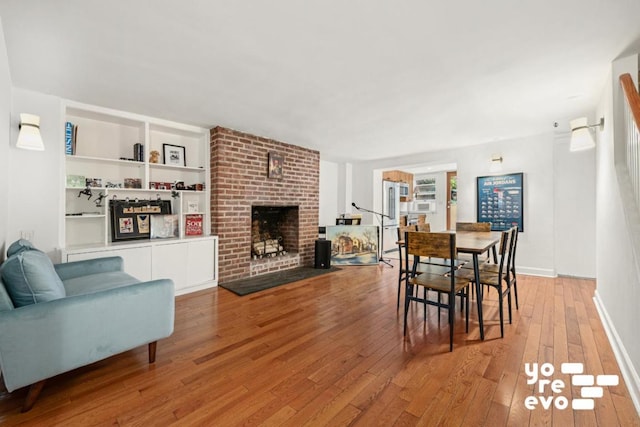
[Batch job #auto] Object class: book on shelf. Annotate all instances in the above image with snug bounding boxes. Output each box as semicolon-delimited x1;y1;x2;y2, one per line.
65;122;78;155
185;214;203;236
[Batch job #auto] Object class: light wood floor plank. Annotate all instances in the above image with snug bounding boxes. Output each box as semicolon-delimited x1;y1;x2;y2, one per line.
0;265;638;426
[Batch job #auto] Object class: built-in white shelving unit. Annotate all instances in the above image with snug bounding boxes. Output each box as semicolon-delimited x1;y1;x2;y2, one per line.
60;100;217;294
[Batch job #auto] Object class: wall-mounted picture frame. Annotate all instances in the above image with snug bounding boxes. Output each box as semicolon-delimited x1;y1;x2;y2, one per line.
268;152;283;179
163;143;186;167
476;172;524;232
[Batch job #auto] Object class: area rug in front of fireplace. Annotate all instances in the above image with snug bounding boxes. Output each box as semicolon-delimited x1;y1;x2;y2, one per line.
220;266;341;296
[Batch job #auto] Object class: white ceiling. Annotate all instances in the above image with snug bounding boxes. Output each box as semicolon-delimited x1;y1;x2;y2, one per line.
1;0;639;161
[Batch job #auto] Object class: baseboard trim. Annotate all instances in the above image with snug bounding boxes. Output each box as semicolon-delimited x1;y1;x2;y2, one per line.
593;290;640;416
517;266;556;277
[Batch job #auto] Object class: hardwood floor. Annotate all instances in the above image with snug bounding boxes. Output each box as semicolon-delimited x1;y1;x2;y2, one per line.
0;263;638;426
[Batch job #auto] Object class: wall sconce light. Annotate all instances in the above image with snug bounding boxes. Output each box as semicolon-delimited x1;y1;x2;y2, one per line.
16;113;44;151
490;154;503;173
569;117;604;152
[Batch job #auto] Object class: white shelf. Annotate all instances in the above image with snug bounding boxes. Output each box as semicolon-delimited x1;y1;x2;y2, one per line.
66;155;145;167
149;163;206;172
65;214;106;219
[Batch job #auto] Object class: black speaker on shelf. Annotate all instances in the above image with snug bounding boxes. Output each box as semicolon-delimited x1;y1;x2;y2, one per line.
314;239;331;269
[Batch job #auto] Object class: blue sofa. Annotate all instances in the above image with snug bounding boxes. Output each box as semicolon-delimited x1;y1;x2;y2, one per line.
0;240;175;412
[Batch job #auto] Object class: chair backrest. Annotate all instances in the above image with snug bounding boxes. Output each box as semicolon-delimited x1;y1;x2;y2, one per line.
456;222;491;232
415;223;431;232
405;231;456;260
496;228;512;275
508;225;519;274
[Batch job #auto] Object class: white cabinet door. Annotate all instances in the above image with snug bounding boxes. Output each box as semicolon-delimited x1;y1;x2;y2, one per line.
152;242;188;292
187;239;215;286
66;246;152;281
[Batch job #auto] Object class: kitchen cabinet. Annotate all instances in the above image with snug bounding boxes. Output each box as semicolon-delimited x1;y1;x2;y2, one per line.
383;170;414;201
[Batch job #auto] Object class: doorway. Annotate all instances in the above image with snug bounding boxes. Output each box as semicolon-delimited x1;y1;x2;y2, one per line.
446;171;457;230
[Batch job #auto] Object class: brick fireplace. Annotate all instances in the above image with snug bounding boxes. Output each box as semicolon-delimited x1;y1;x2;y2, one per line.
210;126;319;283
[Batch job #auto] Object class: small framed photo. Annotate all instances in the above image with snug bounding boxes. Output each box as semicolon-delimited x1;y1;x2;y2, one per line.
163;144;186;167
268;152;283;179
150;214;179;239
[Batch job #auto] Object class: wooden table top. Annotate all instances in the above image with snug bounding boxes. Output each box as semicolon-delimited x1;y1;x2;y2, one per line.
397;230;501;254
453;230;501;254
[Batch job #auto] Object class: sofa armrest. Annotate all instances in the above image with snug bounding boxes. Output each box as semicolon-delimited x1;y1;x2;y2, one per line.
0;278;174;392
54;256;124;281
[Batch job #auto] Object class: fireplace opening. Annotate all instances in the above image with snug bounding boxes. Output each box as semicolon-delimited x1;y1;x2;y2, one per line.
251;205;299;259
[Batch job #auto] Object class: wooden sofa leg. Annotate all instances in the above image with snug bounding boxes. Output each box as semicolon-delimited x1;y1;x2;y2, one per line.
22;380;46;412
148;341;157;363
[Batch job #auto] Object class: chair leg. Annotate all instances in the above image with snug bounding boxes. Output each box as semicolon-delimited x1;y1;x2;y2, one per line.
507;282;513;324
22;380;46;413
498;286;504;338
465;286;469;333
449;291;455;352
513;278;519;309
149;341;157;363
403;284;411;336
397;276;402;311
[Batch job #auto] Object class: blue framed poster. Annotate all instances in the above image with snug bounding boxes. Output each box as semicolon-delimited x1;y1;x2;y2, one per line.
476;173;524;232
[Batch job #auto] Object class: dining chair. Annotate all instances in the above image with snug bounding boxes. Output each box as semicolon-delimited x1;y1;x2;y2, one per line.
415;223;466;269
396;224;417;310
456;227;514;338
456;221;492;263
404;231;470;351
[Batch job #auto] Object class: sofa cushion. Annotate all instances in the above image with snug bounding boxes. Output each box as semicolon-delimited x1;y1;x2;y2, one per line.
0;277;15;311
0;250;66;307
6;239;37;257
63;271;141;297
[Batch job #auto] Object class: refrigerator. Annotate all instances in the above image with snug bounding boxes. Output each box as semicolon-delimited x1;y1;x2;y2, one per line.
382;180;400;255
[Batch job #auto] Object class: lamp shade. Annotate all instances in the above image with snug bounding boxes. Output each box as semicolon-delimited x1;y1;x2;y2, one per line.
569;117;595;152
16;113;44;151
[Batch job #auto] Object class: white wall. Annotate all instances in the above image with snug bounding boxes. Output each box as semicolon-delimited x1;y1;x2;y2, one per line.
0;19;11;261
553;135;596;277
594;54;640;410
346;131;596;278
319;159;339;226
7;88;63;260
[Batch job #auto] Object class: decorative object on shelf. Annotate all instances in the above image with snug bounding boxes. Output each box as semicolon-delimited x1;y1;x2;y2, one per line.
133;143;144;162
66;174;85;188
171;191;180;199
476;172;524;232
78;187;93;200
109;199;172;242
105;181;122;188
174;180;185;190
268;152;283;179
94;192;106;207
17;113;45;151
163;143;186;167
85;178;102;188
187;201;199;213
124;178;142;189
149;150;160;163
150;214;179;239
185;214;203;236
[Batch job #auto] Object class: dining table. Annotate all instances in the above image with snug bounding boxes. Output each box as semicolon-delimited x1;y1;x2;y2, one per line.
451;230;502;340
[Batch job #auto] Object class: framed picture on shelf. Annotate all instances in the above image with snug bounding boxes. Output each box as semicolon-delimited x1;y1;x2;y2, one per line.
185;214;203;236
163;144;186;167
109;199;172;241
186;200;199;213
150;214;179;239
268;152;283;179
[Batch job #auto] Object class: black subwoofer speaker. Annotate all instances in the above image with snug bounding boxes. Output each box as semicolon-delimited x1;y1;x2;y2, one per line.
314;239;331;269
